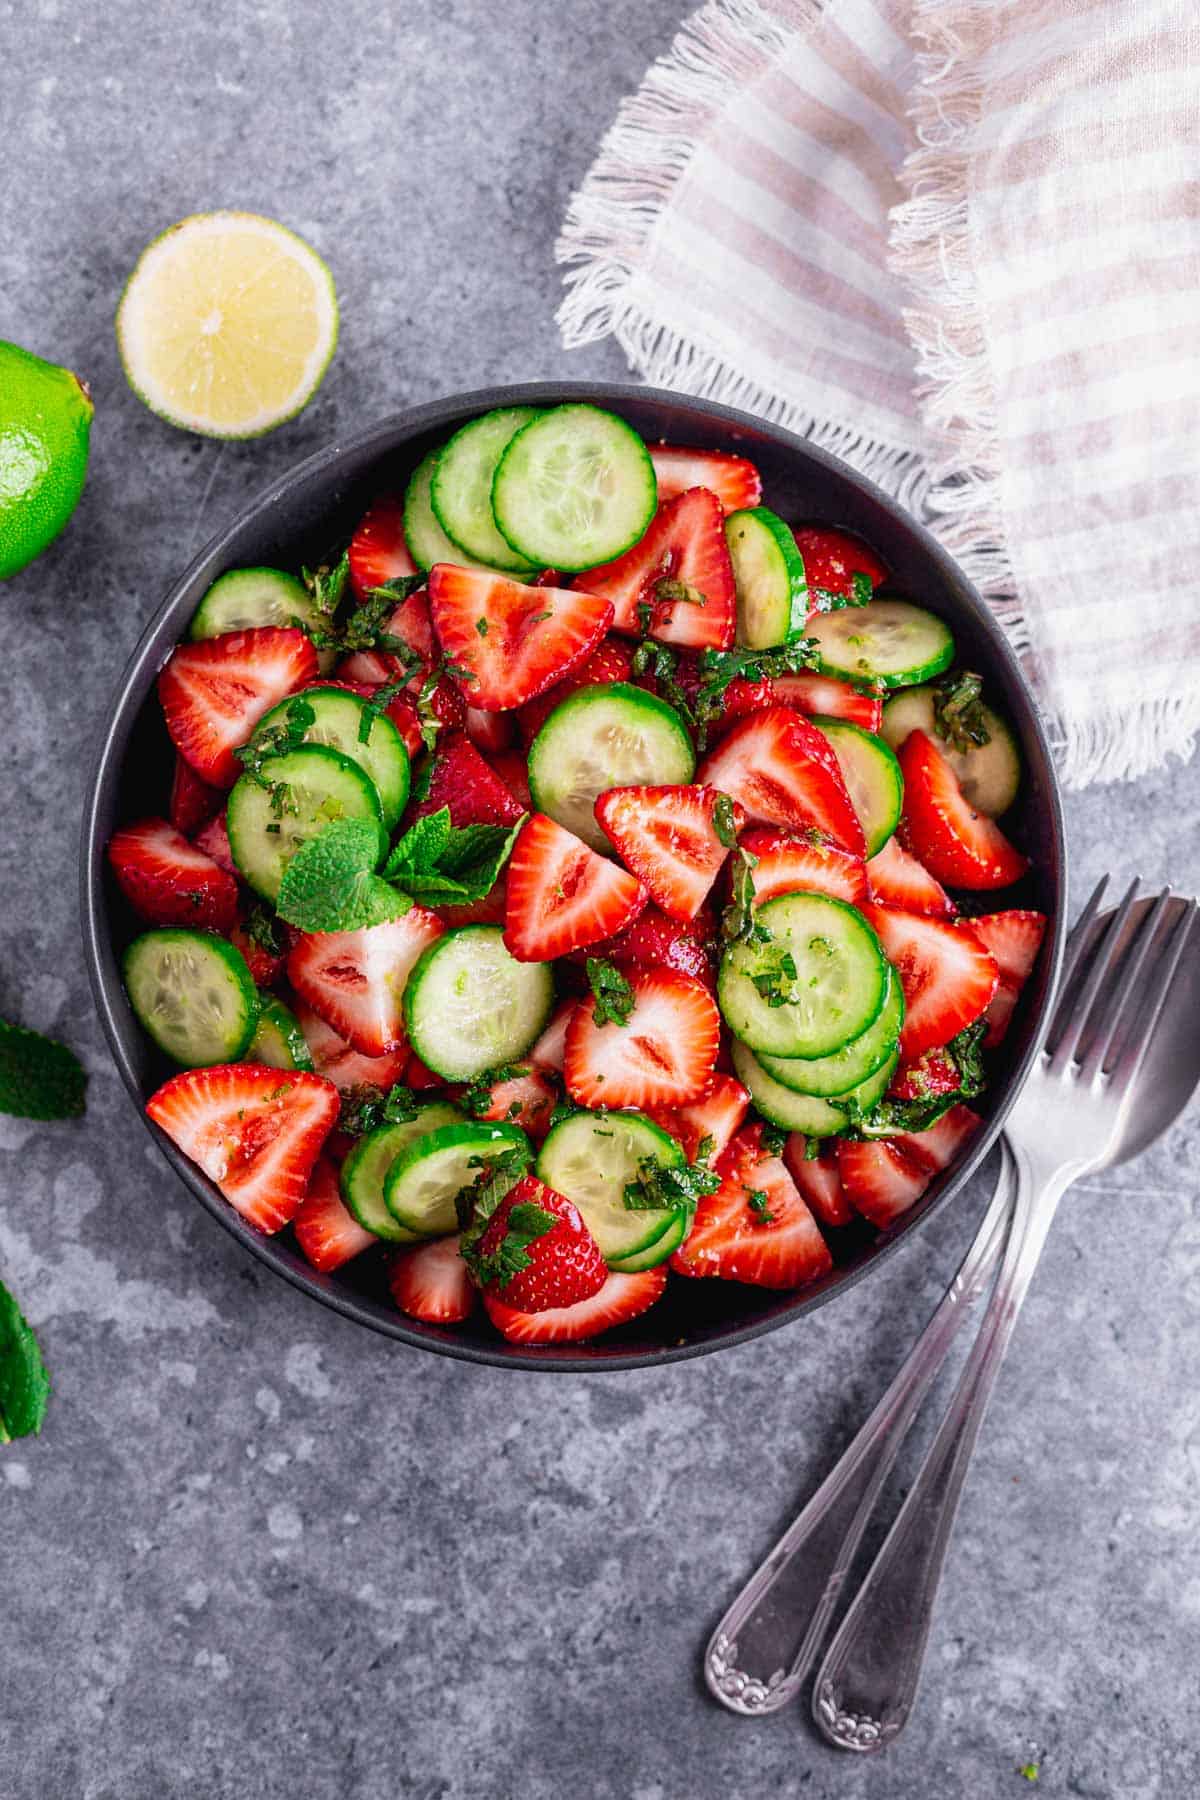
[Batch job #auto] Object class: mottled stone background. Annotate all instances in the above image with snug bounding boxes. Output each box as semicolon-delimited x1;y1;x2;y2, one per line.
2;3;1198;1795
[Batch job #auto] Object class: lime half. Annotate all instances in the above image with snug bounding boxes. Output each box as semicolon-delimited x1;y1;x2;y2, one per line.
0;340;93;581
116;211;338;438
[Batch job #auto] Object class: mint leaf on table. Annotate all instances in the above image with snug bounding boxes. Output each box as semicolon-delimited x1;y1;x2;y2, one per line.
276;819;410;934
383;806;523;904
0;1280;50;1442
0;1019;86;1121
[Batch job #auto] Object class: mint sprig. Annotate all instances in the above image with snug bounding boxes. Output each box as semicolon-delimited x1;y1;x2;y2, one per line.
383;806;523;904
0;1280;50;1442
276;819;410;934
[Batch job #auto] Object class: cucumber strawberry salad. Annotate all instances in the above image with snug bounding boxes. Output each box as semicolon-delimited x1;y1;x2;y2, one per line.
107;402;1046;1347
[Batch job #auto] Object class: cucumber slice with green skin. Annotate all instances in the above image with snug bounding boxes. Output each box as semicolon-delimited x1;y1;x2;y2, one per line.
403;925;555;1081
608;1205;691;1272
124;929;258;1067
733;1037;898;1136
431;408;542;572
384;1120;531;1236
250;685;410;827
536;1110;686;1265
726;506;809;649
812;716;903;857
881;685;1021;817
528;681;695;852
247;993;314;1071
340;1102;464;1241
808;600;954;690
491;404;658;572
758;965;903;1096
719;891;887;1059
226;743;385;903
403;447;536;580
190;567;336;673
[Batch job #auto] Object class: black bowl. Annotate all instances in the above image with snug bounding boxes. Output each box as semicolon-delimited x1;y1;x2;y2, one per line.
80;382;1066;1370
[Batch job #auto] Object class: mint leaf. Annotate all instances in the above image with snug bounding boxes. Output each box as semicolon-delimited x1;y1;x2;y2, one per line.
692;640;821;748
0;1020;86;1121
470;1199;557;1288
720;848;767;948
384;811;523;904
384;808;453;878
846;1021;988;1137
586;958;635;1028
455;1144;536;1268
712;792;739;848
276;820;409;933
744;1186;775;1223
623;1155;720;1212
0;1280;50;1441
932;669;991;753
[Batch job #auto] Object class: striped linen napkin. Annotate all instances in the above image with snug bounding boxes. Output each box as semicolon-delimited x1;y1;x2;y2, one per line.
556;0;1200;788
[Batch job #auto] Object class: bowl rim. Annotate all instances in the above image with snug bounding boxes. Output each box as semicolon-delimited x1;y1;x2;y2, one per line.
80;379;1067;1371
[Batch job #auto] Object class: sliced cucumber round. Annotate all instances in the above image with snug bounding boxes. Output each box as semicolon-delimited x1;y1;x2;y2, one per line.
812;716;902;856
384;1120;531;1236
492;404;657;572
881;684;1021;816
431;407;542;572
733;1037;898;1136
808;600;954;690
124;929;258;1068
403;446;534;579
249;685;410;827
403;925;554;1081
248;992;315;1071
758;965;903;1096
528;681;695;852
226;743;385;903
189;568;335;670
726;506;809;649
719;891;887;1059
608;1205;691;1272
536;1109;685;1265
340;1101;463;1241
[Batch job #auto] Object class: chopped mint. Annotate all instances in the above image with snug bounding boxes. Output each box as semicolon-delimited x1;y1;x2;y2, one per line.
585;958;635;1028
338;1082;421;1138
711;792;739;848
623;1154;720;1213
0;1279;50;1442
235;696;317;787
932;669;991;753
469;1199;557;1289
744;1186;775;1223
0;1019;86;1121
275;819;408;934
721;847;767;947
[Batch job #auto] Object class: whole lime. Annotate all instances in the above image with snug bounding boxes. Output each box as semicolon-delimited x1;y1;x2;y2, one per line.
0;340;93;580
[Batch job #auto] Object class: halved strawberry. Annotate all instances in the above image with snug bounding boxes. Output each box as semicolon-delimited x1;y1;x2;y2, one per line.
887;1047;961;1103
108;817;238;932
377;692;423;760
390;1234;477;1323
575;488;736;650
564;967;719;1108
698;708;866;855
229;913;284;988
191;810;236;876
962;911;1046;1047
649;444;763;513
861;902;999;1060
347;494;418;598
405;1049;444;1090
783;1137;854;1227
836;1138;930;1228
515;638;635;745
646;1072;750;1164
467;1066;557;1140
292;1001;409;1092
898;731;1029;890
504;813;645;962
146;1063;339;1233
490;750;532;813
672;1124;833;1288
407;732;525;829
428;564;612;711
467;1174;606;1313
672;654;774;735
158;627;318;787
866;835;955;918
464;705;514;754
595;784;744;922
771;671;883;733
293;1157;375;1272
288;909;444;1056
574;902;716;989
892;1104;982;1175
528;999;578;1073
792;525;887;607
382;586;436;663
740;826;867;906
169;755;222;836
483;1267;667;1343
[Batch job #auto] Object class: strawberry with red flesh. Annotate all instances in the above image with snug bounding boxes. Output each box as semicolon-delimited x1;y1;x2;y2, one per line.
887;1046;962;1103
407;733;525;829
770;671;883;734
595;784;745;922
792;526;887;610
861;902;999;1061
527;999;578;1074
108;817;239;933
574;488;736;651
169;755;222;836
190;810;237;876
504;813;645;962
965;910;1047;1046
428;564;612;712
698;707;866;856
837;1105;981;1227
390;1235;477;1324
229;910;285;987
287;908;444;1056
490;750;532;813
783;1137;855;1227
294;1156;375;1272
672;1124;833;1288
516;638;635;745
464;705;514;755
564;967;720;1109
574;902;715;990
646;1071;751;1165
347;494;418;599
158;627;318;787
465;1065;557;1141
464;1173;606;1315
648;445;763;513
740;826;867;907
898;730;1028;890
292;1001;410;1093
483;1267;668;1344
866;835;955;918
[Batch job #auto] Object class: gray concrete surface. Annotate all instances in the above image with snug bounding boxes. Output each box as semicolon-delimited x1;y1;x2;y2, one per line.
2;2;1198;1795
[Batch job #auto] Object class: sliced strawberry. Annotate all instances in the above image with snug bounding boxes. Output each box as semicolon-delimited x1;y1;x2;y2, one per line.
293;1001;409;1092
287;909;444;1056
468;1066;557;1140
898;731;1029;891
792;525;887;608
574;902;716;989
649;445;763;513
390;1234;476;1323
595;784;744;922
698;708;866;855
383;586;436;662
229;914;284;988
469;1174;606;1313
528;999;578;1073
646;1072;750;1164
169;754;222;836
861;902;999;1061
672;1124;833;1288
158;627;318;787
108;817;238;932
515;638;635;745
887;1047;961;1103
293;1156;375;1272
407;732;525;829
490;750;532;813
146;1063;339;1233
380;693;424;760
672;654;774;735
783;1137;854;1227
771;671;883;733
428;564;612;712
866;835;956;918
347;494;418;598
483;1267;667;1344
892;1104;982;1175
837;1138;930;1228
504;813;645;962
191;810;236;876
962;910;1046;1047
464;705;514;754
740;826;867;906
564;967;719;1109
575;488;736;650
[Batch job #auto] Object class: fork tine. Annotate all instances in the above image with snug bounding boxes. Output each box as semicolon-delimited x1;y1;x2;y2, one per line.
1050;877;1141;1069
1103;898;1198;1097
1077;887;1174;1083
1055;875;1110;997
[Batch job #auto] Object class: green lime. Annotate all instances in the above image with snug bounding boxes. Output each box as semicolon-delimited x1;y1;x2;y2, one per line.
0;340;93;581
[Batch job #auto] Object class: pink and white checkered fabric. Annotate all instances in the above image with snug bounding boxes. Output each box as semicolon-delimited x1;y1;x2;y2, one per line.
557;0;1200;787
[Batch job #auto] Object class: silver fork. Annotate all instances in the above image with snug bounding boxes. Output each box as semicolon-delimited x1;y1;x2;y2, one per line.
812;880;1198;1749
